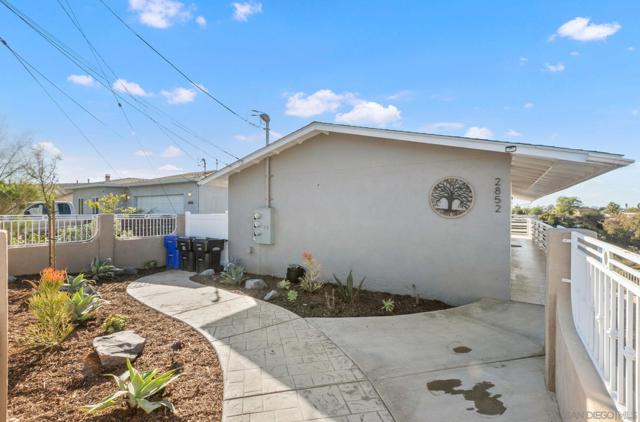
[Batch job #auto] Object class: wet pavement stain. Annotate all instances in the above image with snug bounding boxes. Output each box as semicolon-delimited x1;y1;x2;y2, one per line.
427;378;507;416
453;345;472;354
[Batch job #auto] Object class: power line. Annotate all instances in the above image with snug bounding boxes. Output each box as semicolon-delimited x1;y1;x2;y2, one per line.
0;36;120;176
0;0;241;164
97;0;261;129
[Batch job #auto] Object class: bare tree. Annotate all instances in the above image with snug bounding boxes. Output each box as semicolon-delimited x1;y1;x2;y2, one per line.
0;124;39;213
430;178;473;216
23;146;60;267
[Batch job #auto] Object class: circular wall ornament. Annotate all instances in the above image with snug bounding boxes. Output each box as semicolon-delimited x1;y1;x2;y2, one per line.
429;177;475;218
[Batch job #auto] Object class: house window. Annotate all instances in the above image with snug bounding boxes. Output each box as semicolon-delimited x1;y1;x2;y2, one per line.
92;198;99;214
78;198;84;214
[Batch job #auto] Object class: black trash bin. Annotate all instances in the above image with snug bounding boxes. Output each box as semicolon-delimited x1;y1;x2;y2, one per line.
195;253;212;273
180;251;195;271
177;237;192;253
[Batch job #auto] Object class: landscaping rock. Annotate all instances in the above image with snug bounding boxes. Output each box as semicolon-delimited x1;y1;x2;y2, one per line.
263;290;279;301
199;268;215;277
120;267;138;276
245;278;267;290
8;275;16;283
93;331;145;367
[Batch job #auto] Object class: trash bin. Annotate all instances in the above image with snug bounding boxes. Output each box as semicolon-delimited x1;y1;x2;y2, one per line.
180;251;195;271
163;234;180;269
192;238;224;253
195;252;211;273
177;237;192;252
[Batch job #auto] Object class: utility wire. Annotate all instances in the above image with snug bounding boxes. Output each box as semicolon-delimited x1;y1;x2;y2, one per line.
97;0;261;129
0;0;241;163
0;36;120;176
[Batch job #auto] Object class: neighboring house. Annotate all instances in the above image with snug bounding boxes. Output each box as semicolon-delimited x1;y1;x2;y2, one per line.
199;121;633;305
66;172;227;214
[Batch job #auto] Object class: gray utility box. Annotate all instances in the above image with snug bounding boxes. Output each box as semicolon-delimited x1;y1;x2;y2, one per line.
253;208;273;244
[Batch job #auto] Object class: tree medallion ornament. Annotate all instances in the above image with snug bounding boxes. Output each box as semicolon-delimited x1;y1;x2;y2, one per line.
429;177;474;218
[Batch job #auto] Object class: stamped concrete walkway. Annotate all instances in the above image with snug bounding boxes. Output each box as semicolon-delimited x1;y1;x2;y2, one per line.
128;271;560;422
128;271;394;422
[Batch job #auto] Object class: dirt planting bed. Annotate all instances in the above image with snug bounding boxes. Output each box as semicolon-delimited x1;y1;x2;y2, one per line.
191;273;451;318
8;270;223;422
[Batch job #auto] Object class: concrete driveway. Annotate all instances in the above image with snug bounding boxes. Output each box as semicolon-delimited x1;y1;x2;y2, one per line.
128;271;559;421
310;299;561;422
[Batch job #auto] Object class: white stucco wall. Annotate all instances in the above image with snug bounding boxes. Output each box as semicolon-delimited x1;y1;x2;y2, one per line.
228;133;511;305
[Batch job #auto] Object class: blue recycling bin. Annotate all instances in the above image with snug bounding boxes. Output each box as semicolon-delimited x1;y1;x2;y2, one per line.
163;235;180;269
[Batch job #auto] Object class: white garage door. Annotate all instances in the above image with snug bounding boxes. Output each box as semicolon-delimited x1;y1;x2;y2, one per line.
136;195;184;213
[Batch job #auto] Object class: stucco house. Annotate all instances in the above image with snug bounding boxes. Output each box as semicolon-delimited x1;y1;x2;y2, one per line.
199;122;632;305
67;171;228;214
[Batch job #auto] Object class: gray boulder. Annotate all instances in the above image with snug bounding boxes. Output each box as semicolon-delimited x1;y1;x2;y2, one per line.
93;331;145;367
245;278;267;290
8;275;16;283
263;290;279;301
199;268;215;277
120;267;138;276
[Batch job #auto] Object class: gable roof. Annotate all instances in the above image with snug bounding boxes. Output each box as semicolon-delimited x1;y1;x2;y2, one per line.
199;121;634;201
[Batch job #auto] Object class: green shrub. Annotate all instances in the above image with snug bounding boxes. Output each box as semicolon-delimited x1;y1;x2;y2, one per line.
90;257;116;279
277;279;291;290
25;280;73;347
143;260;158;270
102;314;128;334
381;298;395;313
220;263;245;285
287;290;298;302
333;270;366;304
81;359;181;414
67;288;103;322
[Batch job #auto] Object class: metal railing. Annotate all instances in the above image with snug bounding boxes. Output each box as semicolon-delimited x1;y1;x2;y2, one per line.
0;214;97;247
114;214;176;238
511;215;553;252
570;231;639;421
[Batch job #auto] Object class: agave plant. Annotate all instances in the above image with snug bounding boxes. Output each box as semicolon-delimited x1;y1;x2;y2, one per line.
67;288;103;322
90;257;116;279
219;263;246;285
62;273;94;294
81;359;181;414
333;270;366;304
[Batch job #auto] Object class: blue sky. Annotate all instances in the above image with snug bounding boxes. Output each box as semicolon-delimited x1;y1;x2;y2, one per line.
1;0;639;206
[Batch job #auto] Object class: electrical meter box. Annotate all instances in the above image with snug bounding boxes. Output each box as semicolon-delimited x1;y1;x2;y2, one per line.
252;208;273;244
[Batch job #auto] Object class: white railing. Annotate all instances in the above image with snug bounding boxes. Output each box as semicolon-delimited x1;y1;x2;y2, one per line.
0;214;97;247
571;231;639;421
511;215;530;235
531;219;553;252
115;214;176;238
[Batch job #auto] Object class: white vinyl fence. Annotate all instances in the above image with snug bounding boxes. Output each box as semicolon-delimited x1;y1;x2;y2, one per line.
184;211;228;239
0;215;97;247
114;214;177;238
571;231;639;421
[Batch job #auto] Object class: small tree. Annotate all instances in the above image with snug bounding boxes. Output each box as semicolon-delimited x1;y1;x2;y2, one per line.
0;124;39;213
604;202;622;215
554;196;582;216
86;193;126;215
24;146;60;267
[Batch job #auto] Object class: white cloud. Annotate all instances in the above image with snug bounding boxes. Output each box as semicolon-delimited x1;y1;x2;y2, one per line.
506;129;522;137
34;142;61;156
232;1;262;22
519;57;528;65
569;51;580;56
524;102;535;109
234;130;283;143
67;74;96;87
160;87;197;104
195;15;207;27
628;46;636;52
129;0;193;29
161;145;183;158
285;89;348;117
543;63;565;73
158;164;183;172
424;122;464;132
554;17;621;42
632;110;639;116
335;101;401;127
464;127;494;139
113;78;149;96
135;149;153;157
386;90;413;101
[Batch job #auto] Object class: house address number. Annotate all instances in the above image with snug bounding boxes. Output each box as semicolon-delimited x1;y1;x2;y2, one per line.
494;177;502;213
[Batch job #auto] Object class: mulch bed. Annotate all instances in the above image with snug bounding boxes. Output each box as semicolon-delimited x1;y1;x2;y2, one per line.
191;273;451;318
8;269;224;422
